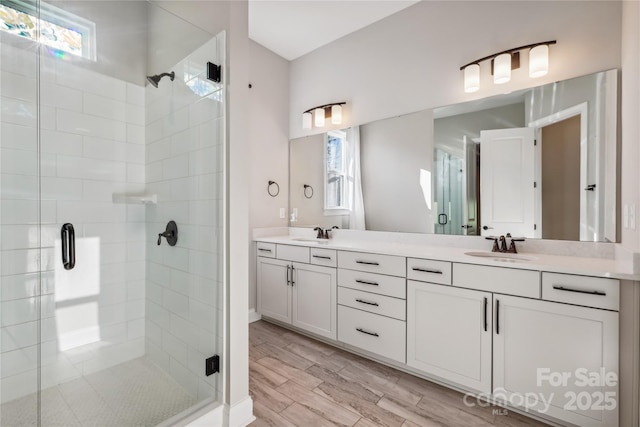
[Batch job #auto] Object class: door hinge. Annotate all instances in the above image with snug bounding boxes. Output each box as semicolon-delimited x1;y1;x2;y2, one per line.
534;139;537;146
206;355;220;376
534;224;537;230
534;182;537;188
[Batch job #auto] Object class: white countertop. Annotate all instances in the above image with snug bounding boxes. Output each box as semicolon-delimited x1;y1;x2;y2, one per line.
255;234;640;281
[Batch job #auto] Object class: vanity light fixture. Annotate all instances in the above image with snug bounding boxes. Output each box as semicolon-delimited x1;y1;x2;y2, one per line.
460;40;556;93
301;102;346;130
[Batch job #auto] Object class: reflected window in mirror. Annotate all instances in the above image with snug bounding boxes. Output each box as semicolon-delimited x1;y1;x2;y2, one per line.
325;130;347;210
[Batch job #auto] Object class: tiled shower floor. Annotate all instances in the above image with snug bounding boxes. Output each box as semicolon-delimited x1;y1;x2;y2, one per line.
0;357;197;427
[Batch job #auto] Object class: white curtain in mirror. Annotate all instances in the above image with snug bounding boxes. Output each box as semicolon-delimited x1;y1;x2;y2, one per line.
346;126;366;229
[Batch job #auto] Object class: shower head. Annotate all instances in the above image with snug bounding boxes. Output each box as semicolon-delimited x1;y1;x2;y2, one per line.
146;71;175;88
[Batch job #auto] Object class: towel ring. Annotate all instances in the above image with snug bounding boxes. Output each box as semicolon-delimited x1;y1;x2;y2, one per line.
303;184;314;199
267;180;280;197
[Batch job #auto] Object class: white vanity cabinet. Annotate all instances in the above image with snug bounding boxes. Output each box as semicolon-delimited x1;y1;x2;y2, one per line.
493;294;618;427
257;244;337;340
337;250;407;363
407;280;492;394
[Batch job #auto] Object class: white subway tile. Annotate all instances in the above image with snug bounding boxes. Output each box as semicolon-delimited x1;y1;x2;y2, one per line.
162;153;189;180
190;98;221;126
126;143;145;164
162;331;188;366
161;201;190;225
1;174;37;200
41;177;83;201
56;110;126;141
162;288;189;318
41;153;57;177
169;357;198;397
83;93;126;122
127;280;145;300
146;301;170;330
40;105;56;130
145;320;162;347
189;298;216;333
57;155;127;182
127;163;145;184
126;103;145;126
170;177;197;201
57;201;126;224
40;129;83;156
1;226;40;251
41;82;83;111
56;64;126;102
170;128;198;157
146;281;164;306
1;123;37;151
126;83;145;107
1;44;36;77
170;314;199;349
169;269;191;296
125;261;145;281
101;243;127;265
83;223;127;244
1;97;36;127
163;106;190;136
199;174;219;200
146;161;163;183
1;345;37;379
126;298;145;320
98;303;127;327
1;148;37;175
127;123;145;144
126;240;146;262
127;318;144;340
1;71;36;102
146;138;171;163
82;137;127;162
0;369;37;403
146;120;164;143
1;321;38;352
1;297;38;327
189;147;216;176
41;357;82;388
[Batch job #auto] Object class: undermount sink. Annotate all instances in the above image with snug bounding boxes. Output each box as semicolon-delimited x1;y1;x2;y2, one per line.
464;251;537;262
291;237;328;244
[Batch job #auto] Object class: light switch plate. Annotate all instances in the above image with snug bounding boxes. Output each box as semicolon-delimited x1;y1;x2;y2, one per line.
279;208;285;219
624;204;629;229
631;204;636;230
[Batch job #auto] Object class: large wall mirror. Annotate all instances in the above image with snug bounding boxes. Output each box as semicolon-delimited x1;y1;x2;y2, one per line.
289;69;619;242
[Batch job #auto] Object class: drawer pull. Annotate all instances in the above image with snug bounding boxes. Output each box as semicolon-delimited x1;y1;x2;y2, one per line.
356;260;380;266
291;265;295;286
286;265;291;286
412;267;442;274
496;299;500;335
483;296;488;332
356;327;379;337
313;255;332;260
258;248;272;253
355;279;379;286
552;285;606;296
355;298;379;307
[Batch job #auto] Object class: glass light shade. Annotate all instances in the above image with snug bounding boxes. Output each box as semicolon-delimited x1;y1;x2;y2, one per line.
493;53;511;84
529;44;549;78
331;104;342;124
464;64;480;93
314;107;325;127
302;112;312;130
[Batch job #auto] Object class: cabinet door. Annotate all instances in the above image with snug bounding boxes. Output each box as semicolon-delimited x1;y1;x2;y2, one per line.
407;281;492;394
291;262;337;340
493;295;618;427
257;257;291;324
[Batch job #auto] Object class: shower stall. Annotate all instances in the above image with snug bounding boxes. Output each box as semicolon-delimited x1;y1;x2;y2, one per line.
0;1;226;425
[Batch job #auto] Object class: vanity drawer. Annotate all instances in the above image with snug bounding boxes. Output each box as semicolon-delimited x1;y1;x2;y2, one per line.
338;251;406;277
338;287;406;320
338;269;406;299
407;258;452;285
542;272;619;311
277;244;309;263
453;264;540;298
256;242;276;258
310;248;337;267
338;305;406;363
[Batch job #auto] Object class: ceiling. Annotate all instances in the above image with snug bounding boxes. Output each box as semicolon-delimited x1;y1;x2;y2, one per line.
248;0;420;61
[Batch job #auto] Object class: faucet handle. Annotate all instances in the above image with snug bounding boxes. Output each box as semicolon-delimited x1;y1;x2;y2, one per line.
313;227;323;238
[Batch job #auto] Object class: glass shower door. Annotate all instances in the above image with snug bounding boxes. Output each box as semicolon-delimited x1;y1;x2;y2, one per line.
1;1;225;425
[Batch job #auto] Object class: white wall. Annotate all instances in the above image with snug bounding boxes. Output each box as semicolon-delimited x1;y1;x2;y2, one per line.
289;1;622;140
248;41;289;311
621;0;640;252
0;43;146;403
360;110;433;233
144;35;225;401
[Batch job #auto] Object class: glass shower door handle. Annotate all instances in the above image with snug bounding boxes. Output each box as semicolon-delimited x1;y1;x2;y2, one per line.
61;223;76;270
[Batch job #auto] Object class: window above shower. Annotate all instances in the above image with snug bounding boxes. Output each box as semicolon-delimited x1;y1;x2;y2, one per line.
0;0;96;60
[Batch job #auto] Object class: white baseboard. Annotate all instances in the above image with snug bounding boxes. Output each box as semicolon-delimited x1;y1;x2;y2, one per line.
248;309;261;323
225;396;255;427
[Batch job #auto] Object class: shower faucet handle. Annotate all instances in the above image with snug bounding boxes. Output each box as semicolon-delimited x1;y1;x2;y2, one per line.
157;221;178;246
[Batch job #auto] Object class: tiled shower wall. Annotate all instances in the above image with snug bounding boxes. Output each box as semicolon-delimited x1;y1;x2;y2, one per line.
1;40;147;403
144;35;224;400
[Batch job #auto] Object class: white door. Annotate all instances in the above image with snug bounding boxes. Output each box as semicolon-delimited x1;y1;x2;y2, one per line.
493;295;618;427
480;127;538;237
407;281;492;393
291;262;337;339
257;257;292;324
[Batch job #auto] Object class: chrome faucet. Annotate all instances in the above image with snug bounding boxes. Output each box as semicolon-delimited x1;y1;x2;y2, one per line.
486;233;525;253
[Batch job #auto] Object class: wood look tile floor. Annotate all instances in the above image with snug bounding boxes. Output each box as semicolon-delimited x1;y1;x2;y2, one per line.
248;320;549;427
